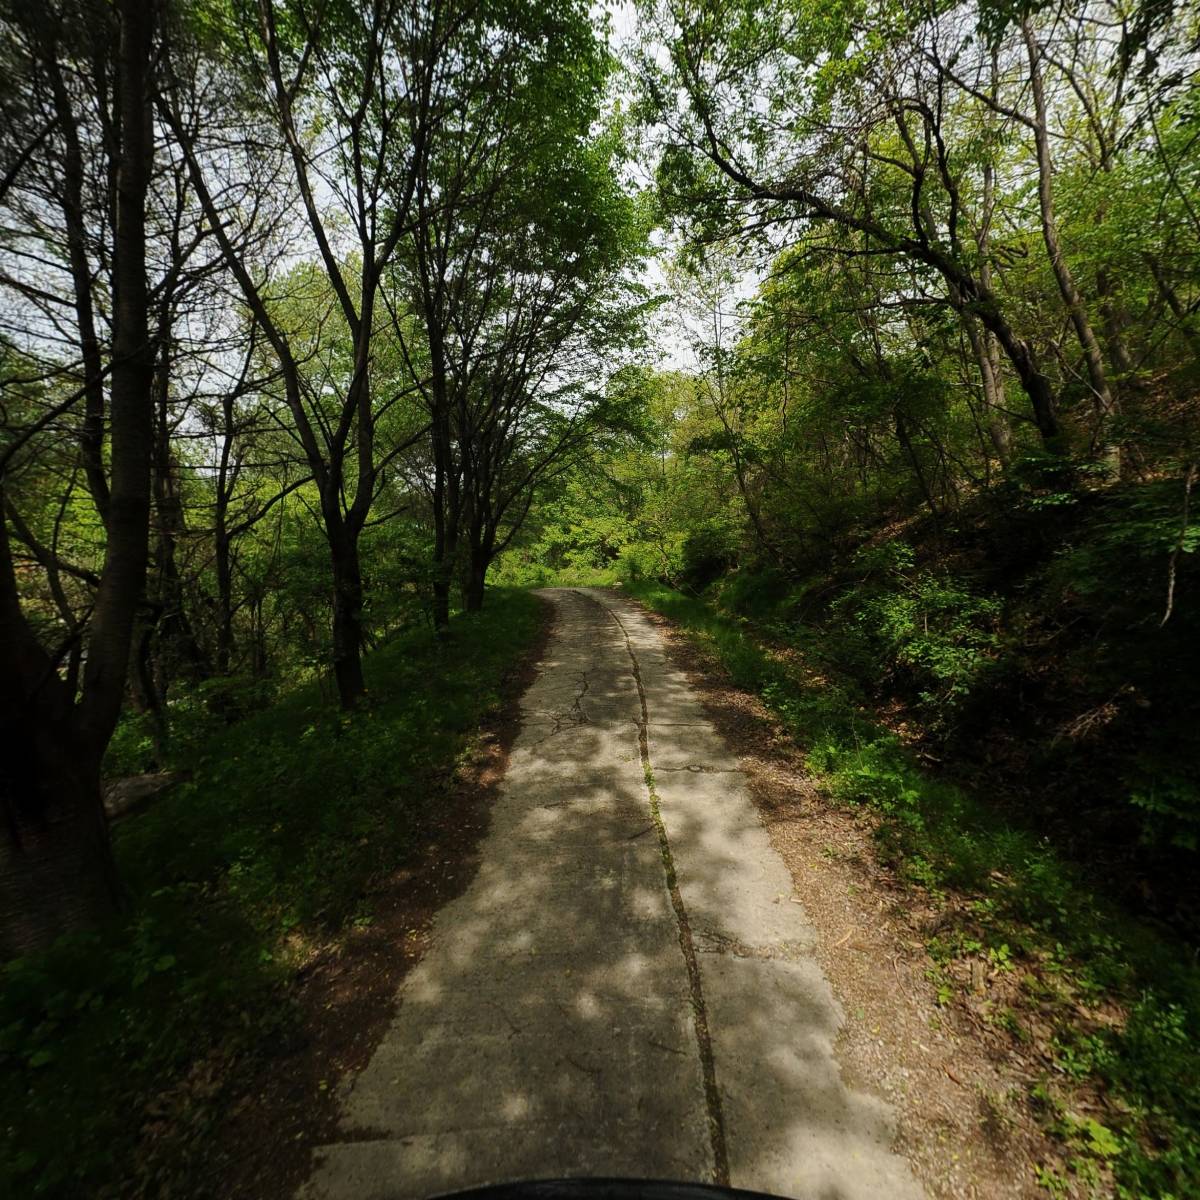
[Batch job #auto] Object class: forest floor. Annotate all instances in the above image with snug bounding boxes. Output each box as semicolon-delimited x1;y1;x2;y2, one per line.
287;587;1054;1200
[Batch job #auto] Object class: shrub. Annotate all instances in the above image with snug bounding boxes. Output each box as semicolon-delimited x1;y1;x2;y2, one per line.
832;543;1001;718
679;520;740;591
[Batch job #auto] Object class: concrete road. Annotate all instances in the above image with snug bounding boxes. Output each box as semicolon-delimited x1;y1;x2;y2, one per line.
298;589;924;1200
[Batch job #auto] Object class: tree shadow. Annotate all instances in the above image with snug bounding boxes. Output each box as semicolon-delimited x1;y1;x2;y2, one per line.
299;590;924;1200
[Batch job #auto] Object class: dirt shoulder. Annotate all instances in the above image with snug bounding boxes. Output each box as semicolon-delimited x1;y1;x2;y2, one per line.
196;598;556;1200
637;601;1071;1200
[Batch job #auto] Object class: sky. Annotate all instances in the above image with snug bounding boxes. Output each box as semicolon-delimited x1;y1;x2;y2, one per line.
596;0;765;373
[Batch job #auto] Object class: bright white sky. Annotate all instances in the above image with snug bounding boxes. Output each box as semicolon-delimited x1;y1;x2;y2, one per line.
595;0;764;373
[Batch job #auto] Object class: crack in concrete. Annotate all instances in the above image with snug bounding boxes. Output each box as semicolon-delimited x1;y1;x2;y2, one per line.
580;591;731;1188
692;928;810;962
646;1037;687;1057
563;1054;603;1078
655;765;741;774
520;670;593;748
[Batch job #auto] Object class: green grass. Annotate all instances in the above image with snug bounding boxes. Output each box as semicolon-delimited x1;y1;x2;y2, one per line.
0;588;543;1199
624;578;1200;1199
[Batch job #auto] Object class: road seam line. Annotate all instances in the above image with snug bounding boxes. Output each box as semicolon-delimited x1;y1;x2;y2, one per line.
582;590;731;1186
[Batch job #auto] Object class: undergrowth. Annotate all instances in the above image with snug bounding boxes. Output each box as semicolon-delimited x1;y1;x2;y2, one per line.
624;577;1200;1200
0;589;542;1199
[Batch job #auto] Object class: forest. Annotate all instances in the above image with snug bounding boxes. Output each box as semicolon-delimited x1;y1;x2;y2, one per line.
1;0;1198;1197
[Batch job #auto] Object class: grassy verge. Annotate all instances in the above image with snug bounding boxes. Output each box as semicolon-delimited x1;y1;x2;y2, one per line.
0;589;543;1198
624;578;1200;1200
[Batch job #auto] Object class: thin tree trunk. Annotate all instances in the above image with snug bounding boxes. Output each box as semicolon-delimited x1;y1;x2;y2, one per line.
150;324;206;688
1097;270;1137;383
964;315;1012;464
78;0;156;753
972;109;1013;467
896;411;941;520
215;527;235;675
213;385;239;675
975;302;1061;448
1022;18;1118;465
429;387;458;637
709;386;781;564
47;56;109;521
1145;255;1200;355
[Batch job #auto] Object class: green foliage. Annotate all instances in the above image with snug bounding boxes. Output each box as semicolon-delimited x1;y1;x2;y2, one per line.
832;544;1002;717
1046;477;1199;608
679;519;740;590
0;590;542;1198
104;711;161;777
716;566;798;622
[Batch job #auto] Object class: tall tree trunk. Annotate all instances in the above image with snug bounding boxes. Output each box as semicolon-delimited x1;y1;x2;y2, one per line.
463;523;493;613
79;0;156;752
0;0;156;956
432;577;452;632
0;722;118;960
463;557;487;613
327;523;366;708
1022;18;1118;466
150;328;206;689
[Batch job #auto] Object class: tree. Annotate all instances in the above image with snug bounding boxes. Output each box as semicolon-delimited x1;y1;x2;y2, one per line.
159;0;432;707
640;0;1198;466
387;0;648;626
0;0;158;955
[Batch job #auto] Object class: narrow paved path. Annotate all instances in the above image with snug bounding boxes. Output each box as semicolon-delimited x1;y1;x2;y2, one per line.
300;589;924;1200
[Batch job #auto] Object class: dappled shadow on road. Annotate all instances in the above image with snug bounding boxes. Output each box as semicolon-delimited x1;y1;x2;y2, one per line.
206;601;558;1200
583;589;922;1200
299;590;924;1200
